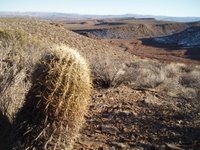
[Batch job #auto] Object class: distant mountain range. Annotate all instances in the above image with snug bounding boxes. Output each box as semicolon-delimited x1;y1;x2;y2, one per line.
0;12;200;22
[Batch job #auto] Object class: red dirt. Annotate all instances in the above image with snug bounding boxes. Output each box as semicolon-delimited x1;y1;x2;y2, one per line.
103;39;200;65
74;86;200;150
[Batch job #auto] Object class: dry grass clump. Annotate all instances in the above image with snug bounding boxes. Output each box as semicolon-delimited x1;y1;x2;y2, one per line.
164;63;186;78
0;28;26;47
126;61;165;88
161;64;200;100
0;28;46;122
180;70;200;89
92;55;200;104
0;28;48;149
94;59;165;89
92;55;127;88
9;45;91;150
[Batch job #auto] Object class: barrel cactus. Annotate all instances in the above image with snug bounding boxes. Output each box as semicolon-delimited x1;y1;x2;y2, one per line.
9;45;91;150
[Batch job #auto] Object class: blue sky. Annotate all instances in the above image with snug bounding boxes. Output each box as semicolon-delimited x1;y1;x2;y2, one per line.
0;0;200;17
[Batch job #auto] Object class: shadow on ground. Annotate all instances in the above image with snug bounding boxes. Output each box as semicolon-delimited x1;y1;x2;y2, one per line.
83;100;200;149
0;112;11;150
140;27;200;61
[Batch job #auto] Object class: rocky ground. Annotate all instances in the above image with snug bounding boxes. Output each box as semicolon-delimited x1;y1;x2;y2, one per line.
75;86;200;150
1;18;200;150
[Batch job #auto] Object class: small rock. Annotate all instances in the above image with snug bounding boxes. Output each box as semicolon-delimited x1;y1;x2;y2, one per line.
95;129;102;133
165;143;183;150
101;125;119;135
109;147;116;150
97;94;106;98
111;142;129;149
117;111;132;117
122;110;132;115
110;97;114;100
132;146;144;150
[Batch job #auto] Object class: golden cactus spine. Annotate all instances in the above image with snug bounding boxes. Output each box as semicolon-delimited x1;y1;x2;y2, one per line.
10;45;91;150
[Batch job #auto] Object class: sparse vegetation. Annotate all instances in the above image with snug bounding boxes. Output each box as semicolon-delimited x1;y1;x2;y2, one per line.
92;55;127;88
180;70;200;88
92;56;200;106
0;27;91;150
0;18;200;149
0;28;46;122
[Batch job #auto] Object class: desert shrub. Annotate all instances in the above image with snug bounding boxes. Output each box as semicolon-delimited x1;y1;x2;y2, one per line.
146;62;200;101
0;28;26;48
180;70;200;89
179;87;198;100
192;90;200;110
93;56;200;103
0;28;48;149
92;55;126;88
0;28;45;122
115;62;141;86
135;63;165;88
0;27;49;118
92;58;166;89
116;60;166;89
157;63;183;97
90;52;200;104
9;46;91;150
164;63;186;78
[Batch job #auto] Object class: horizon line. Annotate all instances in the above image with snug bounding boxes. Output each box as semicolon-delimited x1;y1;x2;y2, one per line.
0;11;200;18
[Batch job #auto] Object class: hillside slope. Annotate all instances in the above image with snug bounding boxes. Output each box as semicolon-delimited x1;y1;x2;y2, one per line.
0;18;133;63
70;19;200;63
73;22;192;39
153;26;200;48
0;18;200;150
